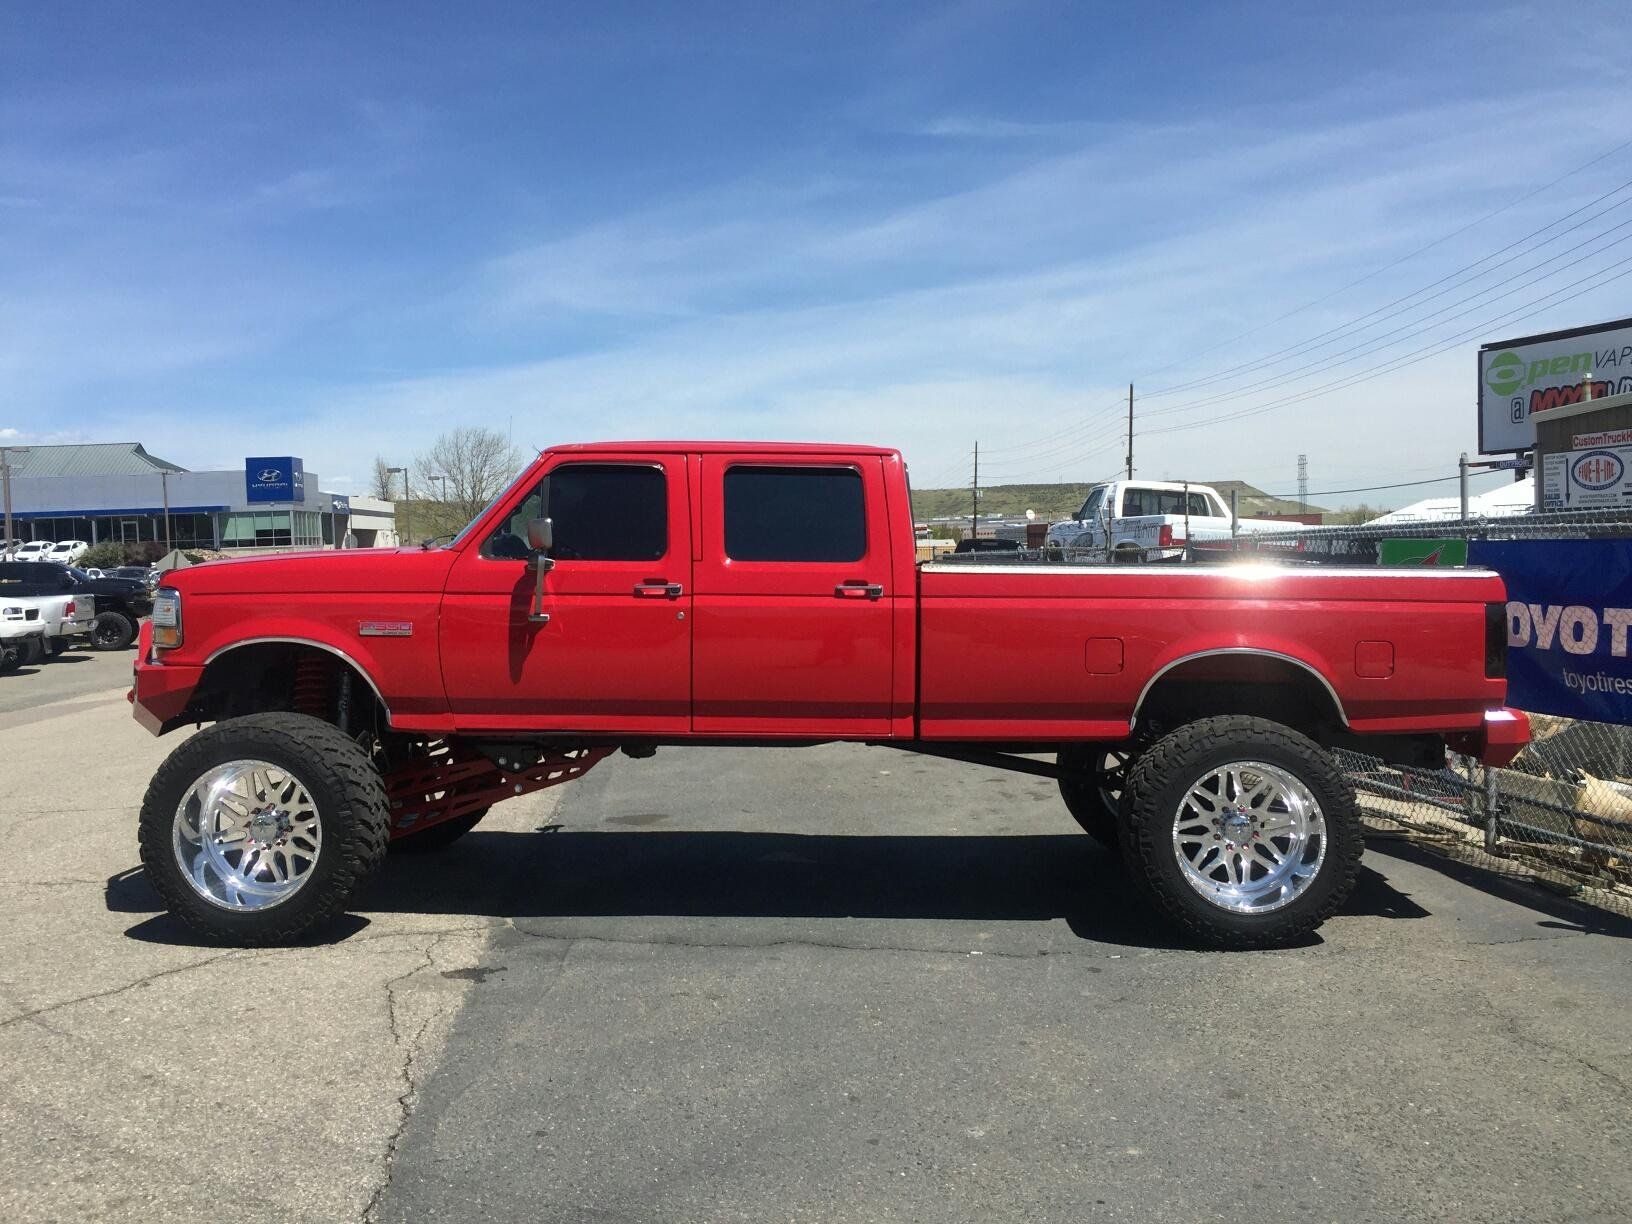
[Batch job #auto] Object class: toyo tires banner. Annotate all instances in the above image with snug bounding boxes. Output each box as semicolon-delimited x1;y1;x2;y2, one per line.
1470;539;1632;724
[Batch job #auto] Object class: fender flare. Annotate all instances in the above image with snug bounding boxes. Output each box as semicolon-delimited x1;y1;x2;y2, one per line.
1131;647;1348;729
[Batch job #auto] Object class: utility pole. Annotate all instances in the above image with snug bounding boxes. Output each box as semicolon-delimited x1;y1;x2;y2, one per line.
1125;384;1134;479
970;442;979;540
1297;454;1308;516
0;445;26;552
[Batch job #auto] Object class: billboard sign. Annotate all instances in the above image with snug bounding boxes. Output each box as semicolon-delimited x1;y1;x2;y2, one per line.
245;456;305;504
1470;539;1632;724
1539;444;1632;510
1478;317;1632;453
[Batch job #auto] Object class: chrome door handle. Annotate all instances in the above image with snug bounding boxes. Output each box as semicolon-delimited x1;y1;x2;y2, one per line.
633;581;684;599
835;582;884;601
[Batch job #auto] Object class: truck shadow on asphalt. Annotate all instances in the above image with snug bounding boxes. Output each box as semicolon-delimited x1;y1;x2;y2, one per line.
110;830;1457;951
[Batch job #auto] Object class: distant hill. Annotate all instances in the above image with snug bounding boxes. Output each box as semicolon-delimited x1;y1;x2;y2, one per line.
911;479;1324;523
911;483;1097;522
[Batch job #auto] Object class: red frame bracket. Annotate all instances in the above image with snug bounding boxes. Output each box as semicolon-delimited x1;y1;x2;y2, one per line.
384;743;613;838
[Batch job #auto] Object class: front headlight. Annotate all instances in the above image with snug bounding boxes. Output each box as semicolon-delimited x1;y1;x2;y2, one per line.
152;588;183;649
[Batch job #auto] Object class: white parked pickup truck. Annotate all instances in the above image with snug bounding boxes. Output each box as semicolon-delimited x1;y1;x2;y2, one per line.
1044;479;1290;562
0;565;94;659
0;609;48;671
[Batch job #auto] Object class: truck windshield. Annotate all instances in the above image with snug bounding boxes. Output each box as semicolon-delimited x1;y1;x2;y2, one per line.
447;484;521;549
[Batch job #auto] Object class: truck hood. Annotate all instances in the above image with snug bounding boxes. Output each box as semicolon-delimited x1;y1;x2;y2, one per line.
163;548;459;596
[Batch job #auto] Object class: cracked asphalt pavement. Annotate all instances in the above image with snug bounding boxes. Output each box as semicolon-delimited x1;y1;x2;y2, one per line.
3;681;1631;1222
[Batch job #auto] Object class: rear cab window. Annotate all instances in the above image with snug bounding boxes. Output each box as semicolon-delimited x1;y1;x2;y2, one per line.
1120;488;1214;517
723;466;866;562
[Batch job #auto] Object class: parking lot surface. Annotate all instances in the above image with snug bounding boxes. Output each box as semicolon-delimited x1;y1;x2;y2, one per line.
0;643;130;717
3;684;1630;1222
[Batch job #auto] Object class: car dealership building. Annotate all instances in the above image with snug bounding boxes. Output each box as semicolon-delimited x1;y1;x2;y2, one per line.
3;442;398;551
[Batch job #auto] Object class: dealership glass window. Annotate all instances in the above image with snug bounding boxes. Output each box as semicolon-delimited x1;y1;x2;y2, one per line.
23;517;96;542
723;466;866;562
168;513;216;549
483;464;668;561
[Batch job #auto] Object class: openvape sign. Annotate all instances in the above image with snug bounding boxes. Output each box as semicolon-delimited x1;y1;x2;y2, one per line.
1478;317;1632;453
245;456;305;504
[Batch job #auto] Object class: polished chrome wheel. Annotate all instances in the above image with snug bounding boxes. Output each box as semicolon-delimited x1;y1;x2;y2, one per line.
1171;760;1325;914
172;759;323;911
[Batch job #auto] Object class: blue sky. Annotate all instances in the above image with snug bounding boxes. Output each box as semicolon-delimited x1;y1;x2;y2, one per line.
2;1;1629;506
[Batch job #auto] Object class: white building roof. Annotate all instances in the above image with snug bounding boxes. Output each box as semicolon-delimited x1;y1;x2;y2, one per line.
1366;476;1534;524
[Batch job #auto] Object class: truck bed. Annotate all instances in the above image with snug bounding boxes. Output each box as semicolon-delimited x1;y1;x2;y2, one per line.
916;561;1506;740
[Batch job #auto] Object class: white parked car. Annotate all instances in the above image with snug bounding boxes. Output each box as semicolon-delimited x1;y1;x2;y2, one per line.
1045;479;1291;562
12;541;53;563
45;540;89;566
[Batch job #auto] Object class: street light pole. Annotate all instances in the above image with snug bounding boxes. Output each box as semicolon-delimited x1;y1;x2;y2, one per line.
161;469;173;555
0;445;29;553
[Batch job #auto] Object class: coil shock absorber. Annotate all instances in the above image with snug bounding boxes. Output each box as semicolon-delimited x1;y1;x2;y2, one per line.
291;653;329;719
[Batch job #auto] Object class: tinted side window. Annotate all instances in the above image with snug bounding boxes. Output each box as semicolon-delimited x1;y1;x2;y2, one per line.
724;466;865;562
483;464;667;561
0;562;71;593
1121;488;1208;517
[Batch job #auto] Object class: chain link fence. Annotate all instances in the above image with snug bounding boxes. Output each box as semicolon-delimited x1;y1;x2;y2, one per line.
939;507;1632;916
1230;509;1632;917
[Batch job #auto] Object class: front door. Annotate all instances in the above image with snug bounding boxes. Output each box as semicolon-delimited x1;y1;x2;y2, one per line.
692;454;895;736
441;454;692;733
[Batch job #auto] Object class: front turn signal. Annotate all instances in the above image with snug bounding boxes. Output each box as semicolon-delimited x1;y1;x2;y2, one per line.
152;588;183;649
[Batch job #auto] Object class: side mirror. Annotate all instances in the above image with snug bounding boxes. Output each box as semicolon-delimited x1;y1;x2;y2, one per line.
526;517;554;624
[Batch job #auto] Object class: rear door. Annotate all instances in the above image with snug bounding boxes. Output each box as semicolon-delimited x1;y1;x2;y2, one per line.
440;454;692;733
692;455;895;736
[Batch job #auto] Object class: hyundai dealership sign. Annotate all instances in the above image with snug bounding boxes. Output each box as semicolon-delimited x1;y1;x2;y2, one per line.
245;457;305;503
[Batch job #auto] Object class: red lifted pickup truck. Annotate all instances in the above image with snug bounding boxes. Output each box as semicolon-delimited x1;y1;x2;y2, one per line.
130;442;1527;949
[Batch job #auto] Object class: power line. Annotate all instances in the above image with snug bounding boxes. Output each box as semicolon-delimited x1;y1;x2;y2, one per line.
978;134;1632;466
1259;469;1508;501
1139;256;1632;438
1137;218;1632;426
1124;133;1632;385
991;281;1575;472
988;181;1632;463
1142;175;1632;401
